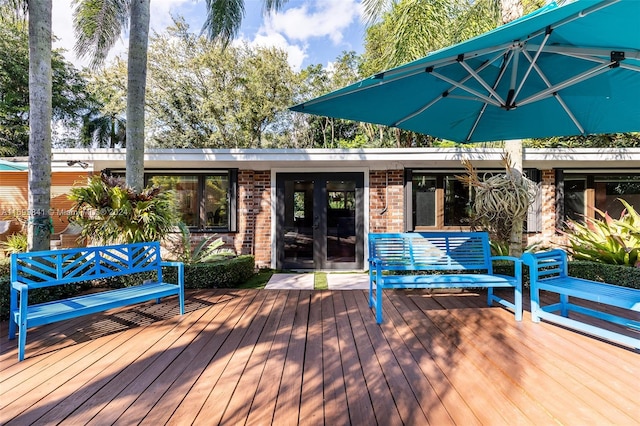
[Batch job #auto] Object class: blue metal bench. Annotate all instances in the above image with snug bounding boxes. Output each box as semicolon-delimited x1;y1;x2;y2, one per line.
9;241;185;361
368;232;523;323
522;249;640;349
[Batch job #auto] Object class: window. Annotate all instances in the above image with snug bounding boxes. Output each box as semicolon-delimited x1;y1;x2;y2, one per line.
564;176;586;222
595;175;640;218
407;169;537;231
562;173;640;223
146;170;237;232
408;171;476;229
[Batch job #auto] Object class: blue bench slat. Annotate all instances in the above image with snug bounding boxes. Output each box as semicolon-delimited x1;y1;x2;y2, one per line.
522;249;640;349
536;277;640;311
9;241;185;361
379;273;518;287
16;282;181;328
369;232;522;323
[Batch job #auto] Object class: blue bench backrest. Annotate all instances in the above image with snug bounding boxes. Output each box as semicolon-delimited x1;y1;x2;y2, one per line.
369;232;493;272
10;242;163;289
521;249;568;280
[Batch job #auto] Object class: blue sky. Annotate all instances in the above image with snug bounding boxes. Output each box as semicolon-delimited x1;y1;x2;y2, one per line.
52;0;367;71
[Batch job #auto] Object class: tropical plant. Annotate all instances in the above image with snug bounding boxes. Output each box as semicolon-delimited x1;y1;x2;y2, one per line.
563;199;640;267
0;232;28;254
172;223;235;264
68;174;179;244
457;155;537;256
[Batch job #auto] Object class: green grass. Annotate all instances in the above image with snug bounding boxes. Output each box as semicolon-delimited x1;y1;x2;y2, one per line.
234;268;274;289
314;272;328;290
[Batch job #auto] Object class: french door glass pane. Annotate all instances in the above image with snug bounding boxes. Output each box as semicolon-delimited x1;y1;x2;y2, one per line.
326;180;356;263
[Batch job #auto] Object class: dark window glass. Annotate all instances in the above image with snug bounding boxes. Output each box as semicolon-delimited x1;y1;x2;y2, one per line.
412;175;437;227
148;173;233;231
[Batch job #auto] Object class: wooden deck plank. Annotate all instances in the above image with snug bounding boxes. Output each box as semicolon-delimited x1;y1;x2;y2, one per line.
319;287;351;426
345;290;404;426
331;291;377;425
271;290;312;425
361;293;432;425
1;288;638;425
389;292;520;425
2;292;223;426
109;291;244;425
217;290;288;425
165;290;264;425
136;290;257;426
243;291;301;426
297;291;326;425
190;290;276;425
442;305;639;424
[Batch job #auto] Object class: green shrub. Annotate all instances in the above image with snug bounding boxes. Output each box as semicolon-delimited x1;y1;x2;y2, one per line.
164;255;255;289
568;261;640;289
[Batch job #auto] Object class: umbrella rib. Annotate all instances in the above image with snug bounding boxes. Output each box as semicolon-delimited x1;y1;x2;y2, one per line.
513;31;552;102
457;59;506;105
466;50;516;141
519;49;585;134
518;62;614;107
429;70;502;107
393;50;508;128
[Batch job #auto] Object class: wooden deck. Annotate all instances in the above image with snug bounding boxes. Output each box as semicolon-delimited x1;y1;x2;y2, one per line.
1;288;638;425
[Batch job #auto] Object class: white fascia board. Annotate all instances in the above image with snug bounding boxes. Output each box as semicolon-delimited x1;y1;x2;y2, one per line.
523;148;640;169
51;147;640;171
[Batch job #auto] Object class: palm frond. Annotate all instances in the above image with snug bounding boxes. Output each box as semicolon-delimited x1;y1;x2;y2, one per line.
361;0;395;25
201;0;244;47
72;0;130;69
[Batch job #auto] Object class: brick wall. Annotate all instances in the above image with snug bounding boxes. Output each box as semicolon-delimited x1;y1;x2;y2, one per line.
230;170;271;267
369;170;404;233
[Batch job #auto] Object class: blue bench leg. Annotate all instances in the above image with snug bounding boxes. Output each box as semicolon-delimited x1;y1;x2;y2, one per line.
376;285;384;324
514;286;522;321
560;294;569;317
530;285;541;323
487;288;494;307
9;289;17;340
18;322;26;361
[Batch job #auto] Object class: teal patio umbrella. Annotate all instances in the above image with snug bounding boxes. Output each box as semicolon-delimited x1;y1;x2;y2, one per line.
0;159;28;171
291;0;640;143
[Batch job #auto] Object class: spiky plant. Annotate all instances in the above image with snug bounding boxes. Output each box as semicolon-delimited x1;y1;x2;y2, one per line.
564;199;640;267
457;154;537;256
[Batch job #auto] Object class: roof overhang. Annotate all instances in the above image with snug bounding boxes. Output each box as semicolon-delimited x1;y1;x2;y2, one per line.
50;147;640;172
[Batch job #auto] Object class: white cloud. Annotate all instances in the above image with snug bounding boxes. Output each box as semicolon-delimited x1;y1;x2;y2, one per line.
240;0;362;70
265;0;361;44
242;32;307;72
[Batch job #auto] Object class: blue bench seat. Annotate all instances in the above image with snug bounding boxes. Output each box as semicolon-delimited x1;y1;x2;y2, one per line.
9;241;184;361
368;232;523;323
522;249;640;349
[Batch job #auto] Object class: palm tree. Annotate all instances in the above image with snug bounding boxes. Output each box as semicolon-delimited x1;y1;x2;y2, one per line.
73;0;289;191
6;0;54;251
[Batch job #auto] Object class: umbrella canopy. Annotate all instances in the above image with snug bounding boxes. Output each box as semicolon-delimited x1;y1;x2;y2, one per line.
0;159;28;171
291;0;640;143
